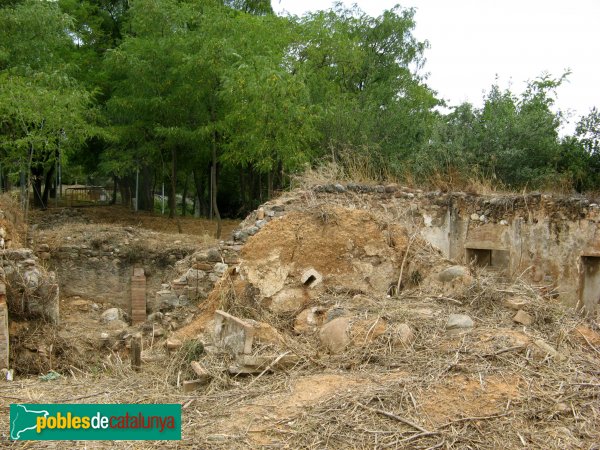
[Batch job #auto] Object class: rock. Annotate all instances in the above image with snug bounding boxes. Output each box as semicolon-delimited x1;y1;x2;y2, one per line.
166;338;182;351
513;309;533;326
245;226;259;236
533;339;564;361
319;317;351;354
147;312;164;322
393;323;415;347
446;314;474;333
333;183;346;193
270;288;308;314
256;208;265;220
438;266;469;283
192;262;213;272
500;219;509;226
503;297;528;310
255;219;268;229
213;263;228;276
155;290;179;309
152;327;165;337
185;268;206;282
573;325;600;346
38;252;51;260
207;248;222;262
470;213;479;221
326;307;348;322
106;319;128;331
101;307;125;323
479;215;486;222
294;307;327;334
183;379;205;392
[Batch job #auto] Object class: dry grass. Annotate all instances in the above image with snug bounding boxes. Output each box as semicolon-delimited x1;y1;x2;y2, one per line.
28;205;239;240
2;270;598;449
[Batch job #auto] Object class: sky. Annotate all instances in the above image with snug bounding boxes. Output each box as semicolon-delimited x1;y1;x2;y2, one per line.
272;0;600;134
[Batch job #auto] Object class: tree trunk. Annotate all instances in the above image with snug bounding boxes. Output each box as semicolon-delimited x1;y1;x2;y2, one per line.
193;169;208;218
41;165;54;207
138;166;154;211
211;143;222;238
181;172;189;217
111;175;118;205
168;148;177;219
210;103;222;239
267;169;273;199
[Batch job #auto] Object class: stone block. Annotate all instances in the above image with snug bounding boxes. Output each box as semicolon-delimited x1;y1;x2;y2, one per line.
214;310;255;355
0;302;8;369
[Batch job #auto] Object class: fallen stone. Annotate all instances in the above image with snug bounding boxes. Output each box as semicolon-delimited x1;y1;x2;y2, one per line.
101;307;125;323
152;327;165;337
105;319;128;331
155;290;179;309
166;338;182;351
294;307;327;334
446;314;474;333
190;361;212;384
214;310;284;355
319;317;351;354
470;213;479;221
270;288;308;314
183;379;205;392
513;309;533;326
352;318;387;343
147;312;164;322
438;266;469;283
393;323;415;347
533;339;564;361
573;325;600;346
503;297;528;310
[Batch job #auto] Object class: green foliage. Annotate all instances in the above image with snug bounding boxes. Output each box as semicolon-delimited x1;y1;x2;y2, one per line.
413;73;594;190
1;0;599;213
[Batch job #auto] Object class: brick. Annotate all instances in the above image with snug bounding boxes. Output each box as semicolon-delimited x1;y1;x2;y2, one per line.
130;268;146;324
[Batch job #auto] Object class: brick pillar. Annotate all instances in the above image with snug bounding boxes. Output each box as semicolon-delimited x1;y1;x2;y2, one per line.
0;281;8;369
131;268;146;325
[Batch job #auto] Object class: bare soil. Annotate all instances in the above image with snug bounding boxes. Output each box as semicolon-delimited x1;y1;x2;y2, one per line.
1;192;599;449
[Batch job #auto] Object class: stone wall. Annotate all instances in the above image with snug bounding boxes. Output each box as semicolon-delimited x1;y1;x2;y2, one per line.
234;185;600;315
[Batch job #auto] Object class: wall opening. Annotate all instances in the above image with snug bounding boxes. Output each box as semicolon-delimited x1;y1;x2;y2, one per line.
466;248;509;270
580;256;600;315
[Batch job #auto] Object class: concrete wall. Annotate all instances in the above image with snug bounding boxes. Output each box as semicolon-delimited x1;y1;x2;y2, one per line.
416;193;600;314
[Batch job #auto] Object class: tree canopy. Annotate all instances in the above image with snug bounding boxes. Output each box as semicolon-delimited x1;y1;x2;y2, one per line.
0;0;597;219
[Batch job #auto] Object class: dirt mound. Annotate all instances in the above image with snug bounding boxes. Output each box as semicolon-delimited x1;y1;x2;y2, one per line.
241;207;408;297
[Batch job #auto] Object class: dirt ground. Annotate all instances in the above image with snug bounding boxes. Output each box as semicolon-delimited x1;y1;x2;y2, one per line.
29;205;239;239
2;193;600;449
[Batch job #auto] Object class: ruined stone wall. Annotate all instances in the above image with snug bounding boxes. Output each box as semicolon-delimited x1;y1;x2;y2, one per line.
234;185;600;314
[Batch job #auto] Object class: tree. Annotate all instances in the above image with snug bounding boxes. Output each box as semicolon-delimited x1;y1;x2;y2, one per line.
0;0;96;208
